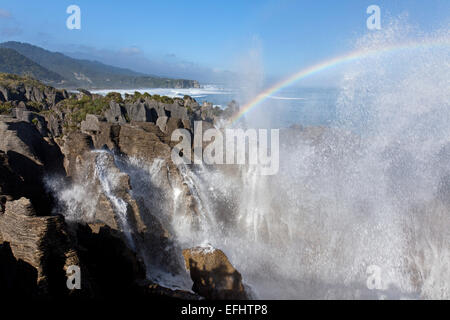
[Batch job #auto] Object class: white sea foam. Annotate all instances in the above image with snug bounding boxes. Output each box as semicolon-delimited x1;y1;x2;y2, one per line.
91;85;235;99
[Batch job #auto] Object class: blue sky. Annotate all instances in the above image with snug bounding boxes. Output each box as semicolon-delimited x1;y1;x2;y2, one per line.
0;0;448;83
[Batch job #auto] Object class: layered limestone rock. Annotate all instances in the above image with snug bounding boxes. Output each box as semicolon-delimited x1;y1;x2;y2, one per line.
0;116;65;215
0;198;86;296
156;116;168;133
0;197;171;299
80;114;100;133
12;108;49;136
0;75;246;300
183;246;249;300
105;101;127;124
4;197;35;216
118;123;172;159
60;131;94;177
57;137;186;282
0;77;68;108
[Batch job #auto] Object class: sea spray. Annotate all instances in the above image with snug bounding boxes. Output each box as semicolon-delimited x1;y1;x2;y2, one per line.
114;156;193;291
161;22;450;299
48;151;193;291
94;151;135;249
45;21;450;299
46;150;136;249
45;175;99;222
176;163;220;236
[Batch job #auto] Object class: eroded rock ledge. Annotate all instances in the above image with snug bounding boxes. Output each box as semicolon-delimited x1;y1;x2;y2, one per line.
0;198;84;296
183;246;249;300
0;74;244;300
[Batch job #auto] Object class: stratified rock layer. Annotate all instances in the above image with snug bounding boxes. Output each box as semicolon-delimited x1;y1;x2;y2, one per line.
0;197;85;296
0;74;245;300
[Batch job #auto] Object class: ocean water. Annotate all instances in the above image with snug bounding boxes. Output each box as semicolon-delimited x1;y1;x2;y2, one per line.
91;85;236;108
92;86;338;129
234;87;339;129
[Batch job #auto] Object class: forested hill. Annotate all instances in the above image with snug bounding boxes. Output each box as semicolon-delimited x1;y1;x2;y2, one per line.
0;41;199;89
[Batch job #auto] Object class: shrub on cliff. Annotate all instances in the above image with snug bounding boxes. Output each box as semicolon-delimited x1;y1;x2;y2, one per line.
0;73;46;90
142;92;152;100
0;102;13;115
26;101;45;112
0;73;45;88
124;91;146;103
121;91;175;105
160;96;174;104
61;95;109;126
105;92;123;104
145;94;174;104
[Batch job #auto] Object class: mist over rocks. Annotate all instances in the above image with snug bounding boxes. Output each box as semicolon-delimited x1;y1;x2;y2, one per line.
3;24;448;300
0;73;367;300
0;73;241;300
0;43;449;300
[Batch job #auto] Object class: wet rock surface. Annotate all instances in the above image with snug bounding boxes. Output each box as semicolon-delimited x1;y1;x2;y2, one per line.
183;247;249;300
0;74;244;300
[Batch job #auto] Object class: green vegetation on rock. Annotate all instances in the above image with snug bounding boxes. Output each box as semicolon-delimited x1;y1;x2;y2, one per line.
26;101;45;112
150;94;174;104
123;91;176;105
61;95;109;125
105;91;124;103
0;48;64;83
0;72;47;90
0;102;13;115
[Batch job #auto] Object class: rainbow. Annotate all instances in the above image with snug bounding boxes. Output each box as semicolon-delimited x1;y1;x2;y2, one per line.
229;38;450;125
